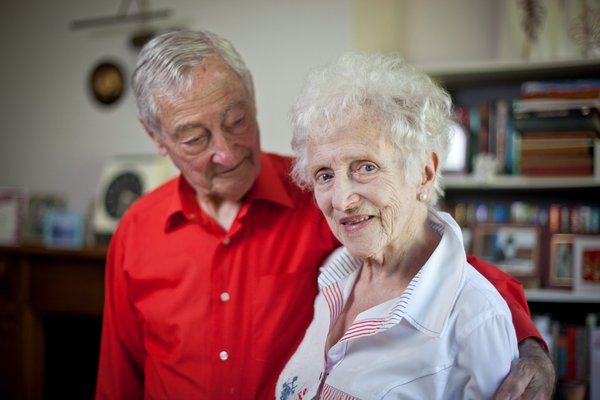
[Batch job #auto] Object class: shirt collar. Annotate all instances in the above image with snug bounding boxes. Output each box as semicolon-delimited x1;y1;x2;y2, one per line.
245;152;294;208
164;152;294;232
318;209;467;337
398;210;467;336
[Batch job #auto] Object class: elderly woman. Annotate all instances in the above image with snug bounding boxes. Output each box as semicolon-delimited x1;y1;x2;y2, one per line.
276;52;519;400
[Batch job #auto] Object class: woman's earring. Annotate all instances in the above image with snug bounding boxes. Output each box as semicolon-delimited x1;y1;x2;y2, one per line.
419;192;428;202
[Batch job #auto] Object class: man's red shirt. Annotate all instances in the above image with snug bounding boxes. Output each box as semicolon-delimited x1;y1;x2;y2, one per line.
96;152;542;400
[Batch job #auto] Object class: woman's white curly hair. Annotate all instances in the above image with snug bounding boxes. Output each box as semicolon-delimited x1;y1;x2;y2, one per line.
290;52;454;204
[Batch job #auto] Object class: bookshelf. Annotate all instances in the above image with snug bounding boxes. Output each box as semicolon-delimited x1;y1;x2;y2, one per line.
429;59;600;399
445;175;600;190
525;288;600;303
421;58;600;88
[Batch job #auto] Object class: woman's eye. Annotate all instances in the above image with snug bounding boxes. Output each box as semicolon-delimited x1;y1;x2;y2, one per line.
358;163;377;173
316;172;333;183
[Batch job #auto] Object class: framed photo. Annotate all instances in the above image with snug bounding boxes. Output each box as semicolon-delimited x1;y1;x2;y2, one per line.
43;209;84;249
0;187;27;245
472;224;541;279
573;235;600;294
549;234;574;288
22;193;67;244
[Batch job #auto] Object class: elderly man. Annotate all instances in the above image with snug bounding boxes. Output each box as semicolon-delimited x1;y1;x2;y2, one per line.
95;29;554;400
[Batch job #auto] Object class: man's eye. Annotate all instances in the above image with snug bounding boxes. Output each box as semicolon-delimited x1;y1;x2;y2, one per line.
226;116;247;132
183;136;201;145
182;133;209;147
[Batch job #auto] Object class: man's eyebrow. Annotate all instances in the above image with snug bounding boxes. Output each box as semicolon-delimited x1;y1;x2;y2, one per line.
171;100;248;136
221;100;246;119
173;122;206;137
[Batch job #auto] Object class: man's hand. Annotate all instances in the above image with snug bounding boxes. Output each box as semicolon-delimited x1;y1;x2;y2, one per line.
494;338;556;400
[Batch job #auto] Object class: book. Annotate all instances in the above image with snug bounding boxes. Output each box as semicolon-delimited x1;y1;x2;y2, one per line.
494;100;509;174
468;106;480;173
479;104;490;155
520;165;593;176
521;79;600;103
521;79;600;94
514;98;600;113
513;107;600;133
519;156;593;167
590;327;600;400
520;137;595;157
519;131;596;154
520;130;597;139
521;88;600;100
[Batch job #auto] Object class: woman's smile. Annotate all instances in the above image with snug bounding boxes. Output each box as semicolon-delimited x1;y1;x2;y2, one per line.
339;214;374;232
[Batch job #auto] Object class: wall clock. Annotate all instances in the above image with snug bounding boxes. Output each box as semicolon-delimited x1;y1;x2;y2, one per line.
92;155;177;236
89;61;125;105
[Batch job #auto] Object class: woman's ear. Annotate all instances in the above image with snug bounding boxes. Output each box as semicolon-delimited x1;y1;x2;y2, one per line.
422;152;439;186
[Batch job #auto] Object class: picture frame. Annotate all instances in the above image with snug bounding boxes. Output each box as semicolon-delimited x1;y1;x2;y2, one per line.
43;209;85;249
549;234;574;288
22;193;67;244
0;187;27;245
471;223;541;280
573;235;600;295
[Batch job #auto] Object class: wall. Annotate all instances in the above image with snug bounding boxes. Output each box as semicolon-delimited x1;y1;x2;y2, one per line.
5;0;572;218
354;0;501;64
0;0;352;213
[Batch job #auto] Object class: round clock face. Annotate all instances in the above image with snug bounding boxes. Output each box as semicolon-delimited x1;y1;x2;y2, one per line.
90;62;125;105
103;172;143;219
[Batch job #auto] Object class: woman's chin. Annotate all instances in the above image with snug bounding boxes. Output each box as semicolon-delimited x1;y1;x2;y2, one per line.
343;242;377;260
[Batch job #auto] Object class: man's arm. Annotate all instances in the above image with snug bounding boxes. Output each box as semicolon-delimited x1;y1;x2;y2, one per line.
96;225;145;399
467;255;556;399
495;339;556;400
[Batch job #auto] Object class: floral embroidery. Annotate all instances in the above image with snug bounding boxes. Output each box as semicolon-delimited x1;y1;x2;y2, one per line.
280;376;298;400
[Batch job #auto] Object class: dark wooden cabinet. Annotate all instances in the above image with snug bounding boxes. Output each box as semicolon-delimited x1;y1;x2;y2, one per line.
0;245;106;400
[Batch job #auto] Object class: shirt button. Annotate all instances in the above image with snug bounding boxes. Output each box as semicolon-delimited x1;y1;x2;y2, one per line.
222;237;231;245
220;292;230;302
219;351;229;361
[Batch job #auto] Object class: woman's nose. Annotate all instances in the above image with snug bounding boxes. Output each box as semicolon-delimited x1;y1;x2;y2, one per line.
331;177;359;211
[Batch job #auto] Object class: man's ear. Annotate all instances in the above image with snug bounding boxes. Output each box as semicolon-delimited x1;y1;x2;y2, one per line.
139;117;168;157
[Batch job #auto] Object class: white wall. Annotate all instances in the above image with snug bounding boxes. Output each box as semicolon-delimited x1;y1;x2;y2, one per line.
0;0;352;212
6;0;578;215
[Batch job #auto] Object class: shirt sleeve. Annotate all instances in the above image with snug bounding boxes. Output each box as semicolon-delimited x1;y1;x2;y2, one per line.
458;313;520;399
95;221;145;399
467;255;547;351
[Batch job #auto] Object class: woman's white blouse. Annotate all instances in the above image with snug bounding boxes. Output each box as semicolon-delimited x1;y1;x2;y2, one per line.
276;210;519;400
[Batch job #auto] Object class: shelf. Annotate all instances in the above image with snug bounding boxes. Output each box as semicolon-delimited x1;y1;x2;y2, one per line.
525;288;600;303
444;175;600;190
419;58;600;88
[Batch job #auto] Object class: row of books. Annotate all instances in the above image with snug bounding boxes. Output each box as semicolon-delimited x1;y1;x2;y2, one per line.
454;101;517;175
446;201;600;234
533;313;600;397
514;79;600;177
453;78;600;177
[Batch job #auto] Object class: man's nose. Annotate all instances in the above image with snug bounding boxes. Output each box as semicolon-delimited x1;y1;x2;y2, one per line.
210;132;236;165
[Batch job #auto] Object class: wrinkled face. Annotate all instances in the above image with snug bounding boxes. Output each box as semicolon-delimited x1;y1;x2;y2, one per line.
148;57;261;203
308;114;424;260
